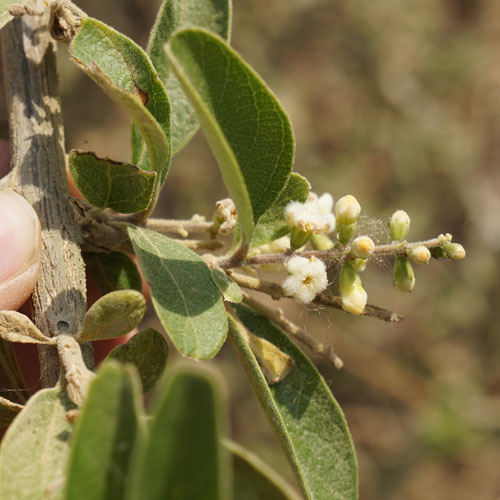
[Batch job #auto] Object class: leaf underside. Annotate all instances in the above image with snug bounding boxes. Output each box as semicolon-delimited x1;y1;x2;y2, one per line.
229;306;358;500
0;387;74;500
127;368;230;500
70;17;171;194
65;362;144;500
108;328;169;393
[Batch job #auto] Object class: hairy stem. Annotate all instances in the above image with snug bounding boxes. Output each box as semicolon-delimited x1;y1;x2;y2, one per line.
229;271;403;322
218;235;452;269
1;15;92;387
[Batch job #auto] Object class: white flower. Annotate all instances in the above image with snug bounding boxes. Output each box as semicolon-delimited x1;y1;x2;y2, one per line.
282;256;328;304
285;193;336;234
335;195;361;225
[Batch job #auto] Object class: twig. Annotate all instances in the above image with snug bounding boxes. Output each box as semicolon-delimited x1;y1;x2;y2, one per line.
1;15;93;387
145;216;214;237
242;293;344;369
217;235;452;269
229;271;403;322
313;294;404;322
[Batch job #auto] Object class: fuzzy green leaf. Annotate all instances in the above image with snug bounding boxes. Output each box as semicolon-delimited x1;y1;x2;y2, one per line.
229;307;358;500
108;328;169;393
0;311;53;344
64;362;144;500
0;387;74;500
0;1;27;30
251;173;310;248
128;226;227;360
68;151;156;213
83;252;143;294
70;18;171;187
132;0;231;157
224;440;302;500
166;29;294;243
128;368;230;500
78;290;146;342
210;268;243;303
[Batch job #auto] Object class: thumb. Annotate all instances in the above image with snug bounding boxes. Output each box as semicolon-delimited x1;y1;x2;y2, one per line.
0;189;41;310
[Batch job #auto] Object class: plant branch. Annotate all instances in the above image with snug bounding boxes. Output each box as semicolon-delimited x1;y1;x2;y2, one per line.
241;293;344;369
1;15;92;387
229;271;403;322
218;234;452;269
145;216;215;237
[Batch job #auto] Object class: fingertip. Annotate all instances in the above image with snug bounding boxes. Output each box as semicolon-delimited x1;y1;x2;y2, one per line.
0;189;41;310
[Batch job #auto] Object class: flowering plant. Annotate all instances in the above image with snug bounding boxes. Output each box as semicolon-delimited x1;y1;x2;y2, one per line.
0;1;465;498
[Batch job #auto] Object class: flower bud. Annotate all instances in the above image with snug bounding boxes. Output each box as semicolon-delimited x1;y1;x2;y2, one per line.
340;262;367;315
289;227;312;250
409;245;431;265
393;256;415;292
337;222;356;244
213;198;237;235
351;258;367;272
443;242;466;261
390;210;410;241
335;195;361;225
351;236;375;259
310;233;334;250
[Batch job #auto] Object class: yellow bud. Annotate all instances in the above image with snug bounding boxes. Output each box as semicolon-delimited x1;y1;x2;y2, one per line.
351;236;375;259
409;245;431;265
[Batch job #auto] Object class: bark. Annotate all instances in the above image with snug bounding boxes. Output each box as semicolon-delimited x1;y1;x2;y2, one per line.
1;13;92;387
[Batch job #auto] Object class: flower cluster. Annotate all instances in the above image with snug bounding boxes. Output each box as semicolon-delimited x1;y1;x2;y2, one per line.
285;193;336;249
282;256;328;304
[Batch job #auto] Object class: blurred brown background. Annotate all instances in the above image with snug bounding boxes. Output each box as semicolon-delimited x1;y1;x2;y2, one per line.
3;0;500;498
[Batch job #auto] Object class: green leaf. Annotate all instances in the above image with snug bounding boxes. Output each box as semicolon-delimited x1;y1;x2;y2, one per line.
0;396;22;428
0;386;74;500
128;367;230;500
128;226;227;361
108;328;169;393
78;290;146;342
251;173;310;248
228;307;358;500
70;18;171;187
0;311;53;344
0;1;27;30
224;440;302;500
65;361;144;500
68;151;156;213
133;0;231;157
83;252;143;294
210;268;243;303
166;29;294;243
